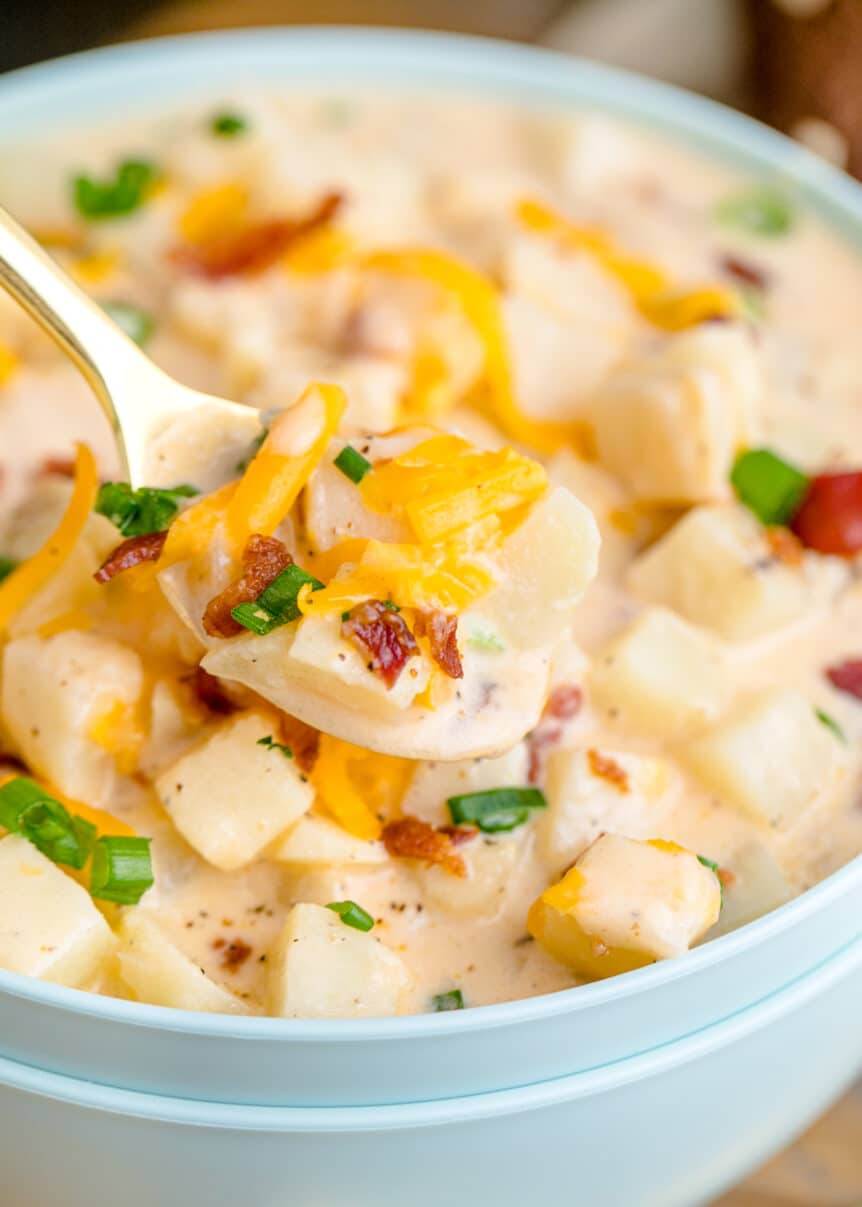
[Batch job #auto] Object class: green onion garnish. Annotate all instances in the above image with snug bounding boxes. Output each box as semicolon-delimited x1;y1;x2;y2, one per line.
90;836;154;904
73;159;158;220
95;481;197;537
211;111;248;137
333;445;372;484
382;600;400;613
432;989;464;1012
447;786;547;833
257;734;293;759
715;186;795;237
697;854;724;906
326;900;374;932
232;564;324;634
102;301;155;347
730;449;809;527
0;777;96;869
0;556;17;583
815;708;846;743
466;627;505;653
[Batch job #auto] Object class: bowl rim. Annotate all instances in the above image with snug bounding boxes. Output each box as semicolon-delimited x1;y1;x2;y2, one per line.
1;25;861;1038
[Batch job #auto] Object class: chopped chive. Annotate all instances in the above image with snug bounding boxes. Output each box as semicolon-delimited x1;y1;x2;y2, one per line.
466;627;505;653
102;300;155;347
90;836;153;904
730;449;809;527
715;186;795;237
382;599;400;613
0;777;96;869
432;989;464;1012
73;159;158;220
0;556;17;583
341;611;351;622
211;111;247;137
230;601;278;635
697;854;724;906
447;786;547;833
95;481;197;537
257;734;293;759
333;445;372;485
815;708;846;743
232;564;324;634
326;900;374;932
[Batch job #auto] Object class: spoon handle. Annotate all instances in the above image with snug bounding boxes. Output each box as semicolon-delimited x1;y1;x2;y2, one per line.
0;204;146;473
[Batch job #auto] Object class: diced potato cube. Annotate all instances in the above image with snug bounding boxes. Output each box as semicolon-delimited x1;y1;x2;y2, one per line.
1;631;144;804
117;911;249;1013
540;748;669;867
682;690;837;831
627;503;843;641
304;433;414;553
589;608;729;739
268;903;414;1018
580;324;761;504
400;744;529;826
137;679;202;780
0;834;116;987
155;712;314;870
528;833;721;978
548;449;635;579
272;814;387;868
413;832;524;917
483;487;600;649
708;843;793;939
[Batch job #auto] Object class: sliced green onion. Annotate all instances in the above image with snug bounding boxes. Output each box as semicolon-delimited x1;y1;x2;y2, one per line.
230;601;278;635
432;989;464;1012
382;599;400;613
0;777;96;869
257;734;293;759
715;186;795;237
730;449;809;527
95;481;197;537
102;301;155;347
447;786;547;833
466;627;505;653
90;836;154;904
697;854;724;906
0;556;17;583
211;111;248;137
333;445;372;484
326;900;374;932
815;708;846;743
73;159;158;220
257;564;324;622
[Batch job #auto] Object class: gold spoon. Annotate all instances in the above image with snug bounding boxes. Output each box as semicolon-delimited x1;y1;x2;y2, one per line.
0;204;264;490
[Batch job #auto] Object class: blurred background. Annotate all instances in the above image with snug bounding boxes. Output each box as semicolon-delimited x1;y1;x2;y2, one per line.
1;0;861;179
2;0;861;1203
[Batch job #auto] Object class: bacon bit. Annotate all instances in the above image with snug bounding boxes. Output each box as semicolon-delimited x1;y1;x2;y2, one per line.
792;472;862;556
188;665;237;715
413;610;463;679
211;937;226;950
587;749;630;794
765;525;804;566
544;684;583;721
40;456;77;479
719;254;768;291
221;939;253;971
382;816;467;877
825;659;862;701
202;534;292;639
438;824;479;846
342;600;419;688
170;191;344;279
717;867;737;889
94;530;167;583
527;724;563;785
276;712;320;774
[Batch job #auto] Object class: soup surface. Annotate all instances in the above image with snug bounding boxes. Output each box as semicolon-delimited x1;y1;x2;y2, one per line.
0;92;861;1018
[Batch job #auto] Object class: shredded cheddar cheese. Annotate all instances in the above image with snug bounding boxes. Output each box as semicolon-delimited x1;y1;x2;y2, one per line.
311;734;383;840
0;343;19;387
88;699;144;776
178;182;248;245
71;251;121;285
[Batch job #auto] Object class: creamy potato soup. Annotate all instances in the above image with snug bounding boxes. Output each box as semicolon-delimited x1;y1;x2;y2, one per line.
0;93;861;1018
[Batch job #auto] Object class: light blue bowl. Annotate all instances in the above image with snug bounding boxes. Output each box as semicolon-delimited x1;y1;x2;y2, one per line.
0;27;861;1206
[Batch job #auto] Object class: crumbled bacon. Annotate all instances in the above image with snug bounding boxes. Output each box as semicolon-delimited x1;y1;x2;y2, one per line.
719;254;769;291
765;525;804;565
717;867;737;889
202;534;292;639
188;665;237;715
438;824;479;846
527;724;563;785
382;816;467;877
94;530;167;583
413;610;463;680
825;658;862;701
276;712;320;774
792;471;862;556
342;600;419;688
220;939;252;971
170;191;344;279
587;749;630;794
544;684;583;721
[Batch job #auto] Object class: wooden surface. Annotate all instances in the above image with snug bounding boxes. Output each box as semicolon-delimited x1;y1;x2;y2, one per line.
116;4;862;1204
